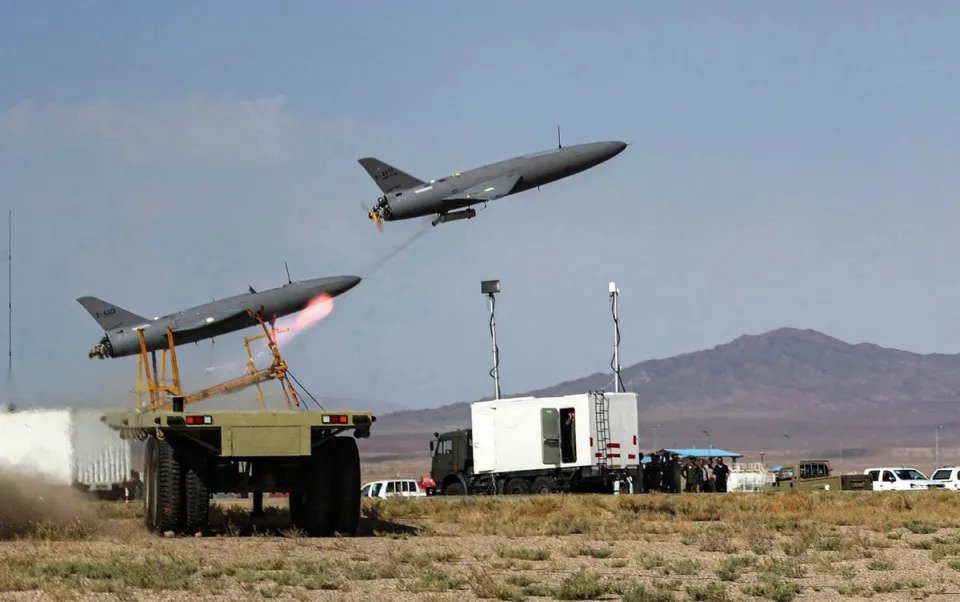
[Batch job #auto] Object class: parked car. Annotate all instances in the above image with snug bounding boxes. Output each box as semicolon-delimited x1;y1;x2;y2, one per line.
863;467;936;491
360;479;426;498
929;466;960;490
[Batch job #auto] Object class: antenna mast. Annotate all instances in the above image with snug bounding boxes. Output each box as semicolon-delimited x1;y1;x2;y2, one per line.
481;280;502;399
609;281;623;392
7;209;11;382
557;125;562;149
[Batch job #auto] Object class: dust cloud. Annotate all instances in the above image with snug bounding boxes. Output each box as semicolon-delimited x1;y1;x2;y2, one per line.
0;467;98;539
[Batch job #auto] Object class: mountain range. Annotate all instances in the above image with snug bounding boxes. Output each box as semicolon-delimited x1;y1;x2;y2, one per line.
361;328;960;471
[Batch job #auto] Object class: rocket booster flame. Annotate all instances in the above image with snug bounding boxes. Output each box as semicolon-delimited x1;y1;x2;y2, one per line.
272;293;334;347
203;293;337;377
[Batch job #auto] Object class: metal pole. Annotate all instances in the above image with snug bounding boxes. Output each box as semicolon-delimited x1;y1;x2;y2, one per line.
653;424;659;450
936;425;942;470
609;282;620;392
7;209;10;382
488;293;500;400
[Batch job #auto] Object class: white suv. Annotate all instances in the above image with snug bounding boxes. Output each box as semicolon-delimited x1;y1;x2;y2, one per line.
929;466;960;490
360;479;426;499
864;467;936;491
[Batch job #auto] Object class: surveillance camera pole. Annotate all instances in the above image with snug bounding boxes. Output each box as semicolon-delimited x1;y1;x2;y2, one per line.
936;424;943;470
481;280;502;400
609;282;622;393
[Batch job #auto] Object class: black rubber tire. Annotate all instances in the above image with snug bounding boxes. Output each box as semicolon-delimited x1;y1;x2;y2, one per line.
143;436;159;531
303;441;334;536
289;492;306;530
183;452;210;534
531;476;555;494
442;481;465;495
505;478;530;495
329;437;361;536
154;436;182;533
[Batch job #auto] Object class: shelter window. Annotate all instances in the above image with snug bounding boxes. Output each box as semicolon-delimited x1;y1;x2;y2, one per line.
560;407;577;462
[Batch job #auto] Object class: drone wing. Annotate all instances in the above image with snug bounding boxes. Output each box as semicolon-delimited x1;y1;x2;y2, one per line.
171;307;254;334
441;173;522;203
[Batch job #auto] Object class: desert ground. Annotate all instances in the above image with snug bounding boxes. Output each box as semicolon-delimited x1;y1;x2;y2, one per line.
5;470;960;601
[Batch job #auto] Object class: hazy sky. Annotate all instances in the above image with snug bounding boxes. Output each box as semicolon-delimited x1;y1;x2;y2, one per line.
1;2;959;412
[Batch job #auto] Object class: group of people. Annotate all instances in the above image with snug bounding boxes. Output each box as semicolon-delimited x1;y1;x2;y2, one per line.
640;452;731;493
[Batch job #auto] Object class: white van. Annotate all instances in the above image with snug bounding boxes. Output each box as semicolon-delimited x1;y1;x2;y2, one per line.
929;466;960;490
360;479;426;499
864;467;936;491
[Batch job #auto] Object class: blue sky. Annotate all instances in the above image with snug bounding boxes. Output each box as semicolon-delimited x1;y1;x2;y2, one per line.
1;2;959;412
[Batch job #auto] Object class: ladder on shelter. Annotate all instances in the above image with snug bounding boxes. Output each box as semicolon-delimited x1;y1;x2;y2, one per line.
592;389;612;467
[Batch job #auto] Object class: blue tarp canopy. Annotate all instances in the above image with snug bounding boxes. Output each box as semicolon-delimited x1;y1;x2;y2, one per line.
640;448;743;463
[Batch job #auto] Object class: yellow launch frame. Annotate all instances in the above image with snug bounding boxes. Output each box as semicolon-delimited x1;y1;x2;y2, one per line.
135;311;301;411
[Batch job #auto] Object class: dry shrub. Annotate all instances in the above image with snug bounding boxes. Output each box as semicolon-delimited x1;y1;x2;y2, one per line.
0;468;98;540
362;490;960;540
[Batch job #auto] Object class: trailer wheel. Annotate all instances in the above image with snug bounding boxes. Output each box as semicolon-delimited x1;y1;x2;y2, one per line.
505;478;530;495
154;436;182;533
329;437;361;536
531;476;555;494
143;436;159;531
302;440;335;536
183;452;210;534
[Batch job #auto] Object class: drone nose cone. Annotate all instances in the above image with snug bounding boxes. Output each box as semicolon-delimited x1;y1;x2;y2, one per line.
607;141;628;157
331;275;362;296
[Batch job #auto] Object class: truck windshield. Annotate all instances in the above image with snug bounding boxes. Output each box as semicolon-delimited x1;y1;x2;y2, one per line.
932;469;952;480
895;469;927;480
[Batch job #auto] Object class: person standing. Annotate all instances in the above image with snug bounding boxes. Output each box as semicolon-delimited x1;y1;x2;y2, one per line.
700;458;714;492
713;457;730;493
670;453;682;493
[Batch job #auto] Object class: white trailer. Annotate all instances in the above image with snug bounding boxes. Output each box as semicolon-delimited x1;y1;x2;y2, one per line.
430;390;642;495
0;407;136;499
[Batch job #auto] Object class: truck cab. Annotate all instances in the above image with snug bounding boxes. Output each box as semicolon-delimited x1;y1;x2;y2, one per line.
429;429;473;495
864;467;935;491
929;466;960;490
770;460;872;491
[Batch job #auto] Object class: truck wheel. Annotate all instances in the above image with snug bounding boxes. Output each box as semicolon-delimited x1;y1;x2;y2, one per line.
329;437;361;536
289;493;305;529
531;477;555;494
442;481;465;495
303;441;335;536
143;436;159;531
183;453;210;534
505;478;530;495
155;436;182;533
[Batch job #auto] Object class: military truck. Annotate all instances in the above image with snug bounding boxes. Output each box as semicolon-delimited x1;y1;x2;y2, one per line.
102;406;375;536
768;460;872;491
429;390;642;495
